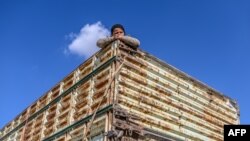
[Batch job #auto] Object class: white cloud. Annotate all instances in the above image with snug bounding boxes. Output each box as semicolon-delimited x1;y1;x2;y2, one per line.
66;21;110;58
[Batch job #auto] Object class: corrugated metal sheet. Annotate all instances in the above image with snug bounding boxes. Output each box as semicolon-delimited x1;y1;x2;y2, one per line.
0;41;239;141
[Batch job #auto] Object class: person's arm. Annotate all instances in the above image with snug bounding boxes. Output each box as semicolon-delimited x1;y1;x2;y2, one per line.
96;36;115;48
118;36;140;49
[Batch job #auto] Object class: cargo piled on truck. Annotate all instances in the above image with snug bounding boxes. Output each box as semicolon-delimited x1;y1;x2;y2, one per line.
0;41;239;141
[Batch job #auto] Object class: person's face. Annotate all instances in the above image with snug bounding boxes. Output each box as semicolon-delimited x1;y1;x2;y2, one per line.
112;28;124;38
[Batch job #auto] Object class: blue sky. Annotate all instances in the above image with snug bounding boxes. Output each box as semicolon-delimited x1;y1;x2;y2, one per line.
0;0;249;129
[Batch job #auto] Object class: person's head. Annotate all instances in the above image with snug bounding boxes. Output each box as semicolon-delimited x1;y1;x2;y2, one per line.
111;24;125;37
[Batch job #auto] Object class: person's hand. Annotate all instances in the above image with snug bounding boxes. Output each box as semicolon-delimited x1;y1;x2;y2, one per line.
114;34;119;39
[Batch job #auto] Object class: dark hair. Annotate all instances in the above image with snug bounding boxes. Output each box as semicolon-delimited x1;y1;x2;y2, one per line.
111;24;126;35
